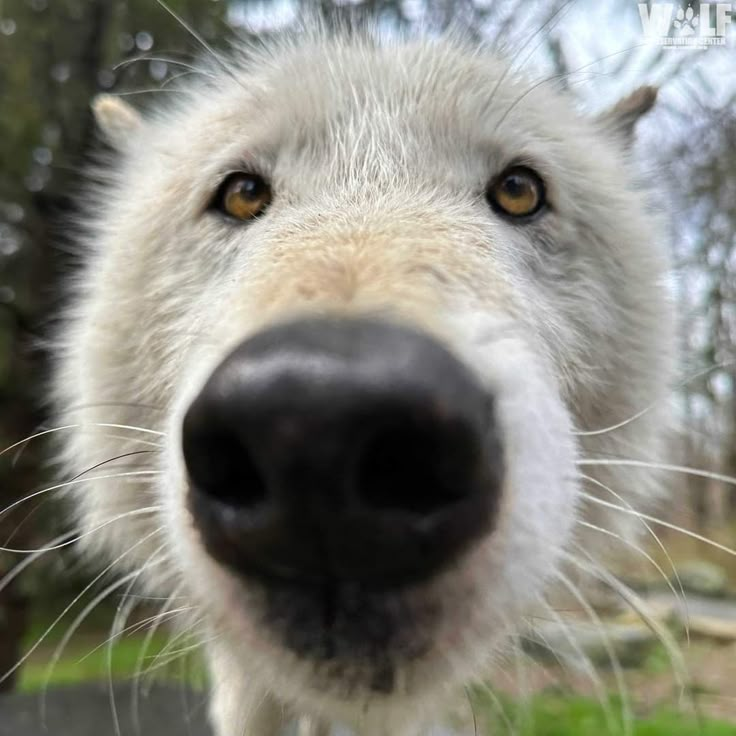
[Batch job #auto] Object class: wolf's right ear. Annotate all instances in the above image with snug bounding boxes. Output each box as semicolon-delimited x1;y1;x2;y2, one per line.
596;86;658;146
92;94;143;148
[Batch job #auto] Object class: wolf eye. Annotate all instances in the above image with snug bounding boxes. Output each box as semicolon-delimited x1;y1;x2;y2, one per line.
487;166;545;219
214;172;272;221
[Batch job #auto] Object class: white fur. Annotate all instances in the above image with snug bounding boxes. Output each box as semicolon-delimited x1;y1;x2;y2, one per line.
55;27;674;736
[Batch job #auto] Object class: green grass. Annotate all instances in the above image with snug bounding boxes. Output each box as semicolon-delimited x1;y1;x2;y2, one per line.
20;646;736;735
18;605;203;692
472;690;736;736
19;630;179;691
16;606;736;735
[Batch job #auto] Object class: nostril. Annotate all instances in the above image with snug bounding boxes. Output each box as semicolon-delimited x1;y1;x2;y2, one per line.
184;431;268;509
183;318;502;588
354;419;478;515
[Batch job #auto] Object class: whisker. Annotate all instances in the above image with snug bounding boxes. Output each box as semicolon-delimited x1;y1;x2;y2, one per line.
472;681;515;735
10;432;159;468
154;0;244;89
0;506;162;554
3;446;156;547
175;656;197;736
67;452;158;484
122;594;189;603
579;491;736;556
125;606;192;637
141;617;206;680
0;470;161;525
554;568;633;736
535;601;618;733
567;548;694;712
106;552;168;736
60;401;164;414
463;685;479;736
161;70;201;89
3;500;56;548
131;587;186;735
493;42;650;134
578;472;690;643
511;629;536;734
119;89;188;98
86;434;162;449
113;55;213;77
0;423;164;459
0;526;164;686
39;566;153;724
505;1;580;88
81;604;191;662
486;0;578;112
576;519;687;625
577;458;736;487
574;360;736;437
0;531;78;595
141;635;210;678
138;625;211;696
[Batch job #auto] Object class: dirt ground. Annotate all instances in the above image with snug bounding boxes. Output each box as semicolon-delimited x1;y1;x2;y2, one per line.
0;683;212;736
492;638;736;723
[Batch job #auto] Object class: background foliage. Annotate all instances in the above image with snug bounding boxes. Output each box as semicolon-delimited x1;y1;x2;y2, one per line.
0;0;735;728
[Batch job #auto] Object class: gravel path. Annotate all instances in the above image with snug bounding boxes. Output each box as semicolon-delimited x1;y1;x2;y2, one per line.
0;683;212;736
0;687;464;736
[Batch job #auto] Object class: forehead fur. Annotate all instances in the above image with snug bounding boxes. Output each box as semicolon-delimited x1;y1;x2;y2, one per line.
154;36;594;161
107;29;638;242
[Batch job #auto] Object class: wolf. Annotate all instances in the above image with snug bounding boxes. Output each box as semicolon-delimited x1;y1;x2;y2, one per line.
54;23;674;736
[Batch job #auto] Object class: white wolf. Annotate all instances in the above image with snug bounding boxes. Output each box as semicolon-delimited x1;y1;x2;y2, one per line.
54;23;674;736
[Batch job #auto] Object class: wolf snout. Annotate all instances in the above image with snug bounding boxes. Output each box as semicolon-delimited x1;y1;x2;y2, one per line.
182;317;503;589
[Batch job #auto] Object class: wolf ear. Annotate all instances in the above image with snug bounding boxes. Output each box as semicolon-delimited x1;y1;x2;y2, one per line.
92;94;143;148
597;85;658;145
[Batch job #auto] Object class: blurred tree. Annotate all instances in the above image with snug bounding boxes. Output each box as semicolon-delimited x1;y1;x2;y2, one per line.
663;89;736;525
0;0;232;691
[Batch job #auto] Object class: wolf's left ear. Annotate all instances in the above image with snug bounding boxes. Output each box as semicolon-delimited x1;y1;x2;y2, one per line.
596;85;658;145
92;94;143;148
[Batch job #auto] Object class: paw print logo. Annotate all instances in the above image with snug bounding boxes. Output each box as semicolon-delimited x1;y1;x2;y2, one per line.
673;6;698;36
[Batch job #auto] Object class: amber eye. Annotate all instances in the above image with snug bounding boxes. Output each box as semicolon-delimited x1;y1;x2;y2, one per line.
487;166;546;219
214;172;272;221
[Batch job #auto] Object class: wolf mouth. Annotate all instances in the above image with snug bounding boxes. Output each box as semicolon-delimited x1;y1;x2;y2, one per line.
258;575;441;693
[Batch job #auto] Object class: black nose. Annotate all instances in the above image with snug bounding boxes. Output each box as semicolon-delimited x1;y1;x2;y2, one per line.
183;317;503;589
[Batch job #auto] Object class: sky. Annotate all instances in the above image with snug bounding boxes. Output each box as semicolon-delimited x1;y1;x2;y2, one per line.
224;0;735;109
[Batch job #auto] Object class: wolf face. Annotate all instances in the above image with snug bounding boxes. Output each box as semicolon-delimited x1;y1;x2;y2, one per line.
56;30;674;735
